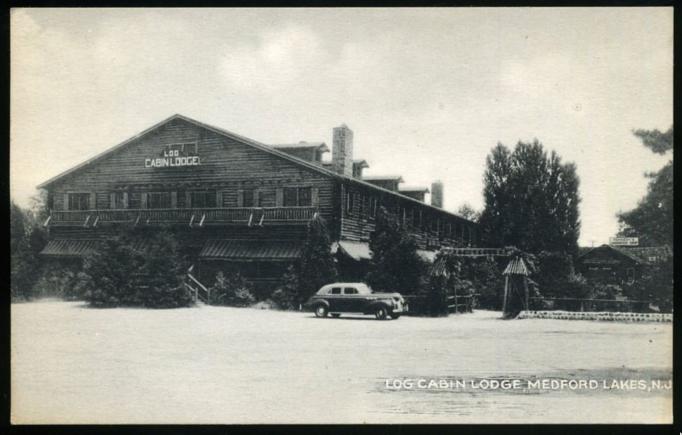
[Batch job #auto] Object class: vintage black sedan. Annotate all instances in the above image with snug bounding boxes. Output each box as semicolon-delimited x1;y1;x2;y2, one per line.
305;282;407;320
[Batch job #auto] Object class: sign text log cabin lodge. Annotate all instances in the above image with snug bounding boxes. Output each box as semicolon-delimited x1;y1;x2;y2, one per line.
144;143;201;168
37;114;479;296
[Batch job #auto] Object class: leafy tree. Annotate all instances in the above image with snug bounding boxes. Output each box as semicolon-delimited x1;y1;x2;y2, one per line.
295;214;338;304
367;206;426;294
10;200;47;300
478;140;580;254
617;127;673;247
632;127;673;155
456;203;481;222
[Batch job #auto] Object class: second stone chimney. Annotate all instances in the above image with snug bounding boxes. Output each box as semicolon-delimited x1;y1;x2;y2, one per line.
431;180;443;208
332;124;353;177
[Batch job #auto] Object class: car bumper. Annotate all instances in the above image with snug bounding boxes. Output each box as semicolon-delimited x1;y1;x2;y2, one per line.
392;303;408;313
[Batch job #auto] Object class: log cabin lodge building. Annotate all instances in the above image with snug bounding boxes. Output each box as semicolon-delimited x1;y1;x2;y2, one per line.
38;114;479;295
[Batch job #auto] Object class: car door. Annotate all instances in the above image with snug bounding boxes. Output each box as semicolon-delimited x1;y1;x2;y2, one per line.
342;287;362;312
327;287;343;311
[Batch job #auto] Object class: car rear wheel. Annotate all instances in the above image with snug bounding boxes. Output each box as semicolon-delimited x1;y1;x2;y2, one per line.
314;305;328;318
331;313;341;318
374;306;388;320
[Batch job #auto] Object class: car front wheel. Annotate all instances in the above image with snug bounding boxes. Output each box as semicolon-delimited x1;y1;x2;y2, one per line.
314;305;328;318
374;306;388;320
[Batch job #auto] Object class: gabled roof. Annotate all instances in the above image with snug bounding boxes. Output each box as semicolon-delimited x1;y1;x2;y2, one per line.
577;244;645;265
503;257;530;276
37;113;476;224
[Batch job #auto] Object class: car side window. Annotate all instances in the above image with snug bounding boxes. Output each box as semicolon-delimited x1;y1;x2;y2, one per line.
330;288;342;295
343;288;358;295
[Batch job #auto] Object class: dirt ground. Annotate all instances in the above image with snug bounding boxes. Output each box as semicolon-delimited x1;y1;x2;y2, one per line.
11;300;672;424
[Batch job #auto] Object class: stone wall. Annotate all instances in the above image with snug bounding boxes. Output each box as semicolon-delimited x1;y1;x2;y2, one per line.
517;310;672;323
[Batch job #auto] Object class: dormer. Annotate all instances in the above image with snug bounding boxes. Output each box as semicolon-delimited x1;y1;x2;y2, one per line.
271;141;329;163
362;175;404;192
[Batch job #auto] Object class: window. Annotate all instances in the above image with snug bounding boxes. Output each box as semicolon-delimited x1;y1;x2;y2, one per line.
331;287;342;295
343;287;358;295
284;187;298;207
284;187;312;207
242;190;255;207
346;191;354;214
191;190;216;208
68;193;90;211
148;192;171;209
111;192;126;209
128;193;141;209
298;187;312;206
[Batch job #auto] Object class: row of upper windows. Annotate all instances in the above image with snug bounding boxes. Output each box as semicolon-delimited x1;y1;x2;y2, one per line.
343;189;476;241
61;187;316;210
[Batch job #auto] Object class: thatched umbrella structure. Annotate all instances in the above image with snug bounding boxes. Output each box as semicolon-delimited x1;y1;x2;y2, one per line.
502;256;530;319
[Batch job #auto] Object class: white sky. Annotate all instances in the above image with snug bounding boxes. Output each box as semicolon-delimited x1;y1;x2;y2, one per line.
10;8;672;246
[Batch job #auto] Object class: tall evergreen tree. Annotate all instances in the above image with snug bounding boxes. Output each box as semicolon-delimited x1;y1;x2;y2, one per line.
367;206;426;294
478;139;581;254
617;127;673;247
296;214;338;304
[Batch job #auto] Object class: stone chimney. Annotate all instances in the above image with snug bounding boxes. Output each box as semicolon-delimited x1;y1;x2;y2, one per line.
430;180;443;208
332;124;353;177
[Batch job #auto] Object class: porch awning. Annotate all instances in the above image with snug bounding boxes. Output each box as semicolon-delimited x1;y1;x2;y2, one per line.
199;240;303;261
332;240;372;261
40;238;151;257
40;239;101;257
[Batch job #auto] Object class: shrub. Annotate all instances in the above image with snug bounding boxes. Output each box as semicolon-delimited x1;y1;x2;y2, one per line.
271;266;300;310
533;251;574;297
209;271;256;307
29;267;70;299
81;229;192;308
82;237;147;307
418;275;449;317
30;265;87;300
460;257;506;309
